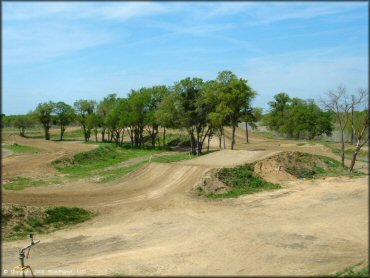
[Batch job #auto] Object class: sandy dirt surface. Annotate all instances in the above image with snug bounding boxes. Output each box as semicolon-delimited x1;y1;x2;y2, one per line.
1;129;368;276
2;149;13;158
2;135;96;178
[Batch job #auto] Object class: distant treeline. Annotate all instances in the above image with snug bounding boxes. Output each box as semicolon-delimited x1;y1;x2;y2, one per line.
1;72;367;161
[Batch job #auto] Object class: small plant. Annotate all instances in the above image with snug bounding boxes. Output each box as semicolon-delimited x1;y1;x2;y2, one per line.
2;204;94;241
208;164;281;199
330;263;369;277
45;207;93;225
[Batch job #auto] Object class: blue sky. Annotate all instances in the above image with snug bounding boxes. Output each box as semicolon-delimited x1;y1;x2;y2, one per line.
3;2;368;115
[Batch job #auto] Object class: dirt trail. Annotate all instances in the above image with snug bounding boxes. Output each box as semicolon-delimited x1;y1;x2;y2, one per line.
2;135;96;178
1;133;368;276
2;149;13;158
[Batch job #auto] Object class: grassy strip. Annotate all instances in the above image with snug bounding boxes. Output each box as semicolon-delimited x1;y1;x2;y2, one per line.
151;152;194;163
2;204;94;241
208;164;281;199
3;143;42;155
3;176;62;191
51;128;85;140
95;152;195;183
329;264;369;277
95;160;148;183
53;144;162;179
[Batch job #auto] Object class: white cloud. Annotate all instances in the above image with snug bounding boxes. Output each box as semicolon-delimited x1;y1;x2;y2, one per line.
3;2;176;22
3;22;114;65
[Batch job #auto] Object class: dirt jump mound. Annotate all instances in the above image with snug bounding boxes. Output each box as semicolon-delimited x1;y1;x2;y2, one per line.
196;151;350;194
254;151;347;182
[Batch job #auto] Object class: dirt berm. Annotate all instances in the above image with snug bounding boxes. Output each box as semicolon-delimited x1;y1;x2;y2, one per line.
2;145;368;276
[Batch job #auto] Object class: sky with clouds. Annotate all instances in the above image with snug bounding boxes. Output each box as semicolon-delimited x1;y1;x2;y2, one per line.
3;2;368;115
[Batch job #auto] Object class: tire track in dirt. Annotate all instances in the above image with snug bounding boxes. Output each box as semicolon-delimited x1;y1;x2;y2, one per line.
1;134;368;276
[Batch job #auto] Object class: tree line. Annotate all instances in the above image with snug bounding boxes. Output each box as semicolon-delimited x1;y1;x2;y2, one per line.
2;73;367;171
3;71;260;155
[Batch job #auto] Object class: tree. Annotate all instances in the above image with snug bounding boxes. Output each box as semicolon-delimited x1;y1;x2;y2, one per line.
86;113;101;143
13;115;35;137
155;91;178;148
321;86;352;168
144;86;169;147
216;71;256;150
262;92;291;134
97;94;118;142
348;89;368;172
126;89;148;148
34;102;55;140
263;94;333;140
74;100;96;142
175;77;210;155
242;107;263;143
54;102;75;140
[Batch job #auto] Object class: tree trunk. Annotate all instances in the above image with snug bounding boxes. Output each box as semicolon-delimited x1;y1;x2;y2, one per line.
341;130;345;168
245;122;249;143
60;125;63;141
44;127;50;140
163;127;166;148
349;150;359;173
231;124;236;150
350;95;354;144
101;129;105;142
218;135;221;149
222;128;226;149
95;129;98;142
207;134;211;153
196;127;201;156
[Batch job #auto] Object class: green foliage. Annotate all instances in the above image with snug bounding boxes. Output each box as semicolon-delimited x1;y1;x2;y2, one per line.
74;99;97;142
208;165;281;199
331;264;369;277
54;101;76;140
44;207;93;225
13;114;35;136
165;133;191;148
2;204;93;241
34;101;55;140
215;70;256;149
262;94;333;139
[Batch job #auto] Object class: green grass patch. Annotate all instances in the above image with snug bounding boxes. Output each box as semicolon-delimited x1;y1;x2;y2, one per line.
51;128;84;140
53;144;162;179
95;160;148;183
3;143;42;155
2;204;94;241
4;176;47;191
208;164;281;199
330;263;369;277
151;152;194;163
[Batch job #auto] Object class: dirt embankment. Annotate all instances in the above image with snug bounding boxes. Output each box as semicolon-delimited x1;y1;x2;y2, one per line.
2;135;97;178
1;134;368;276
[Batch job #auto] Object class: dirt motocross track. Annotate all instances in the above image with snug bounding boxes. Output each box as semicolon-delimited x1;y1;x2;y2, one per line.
1;128;368;276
